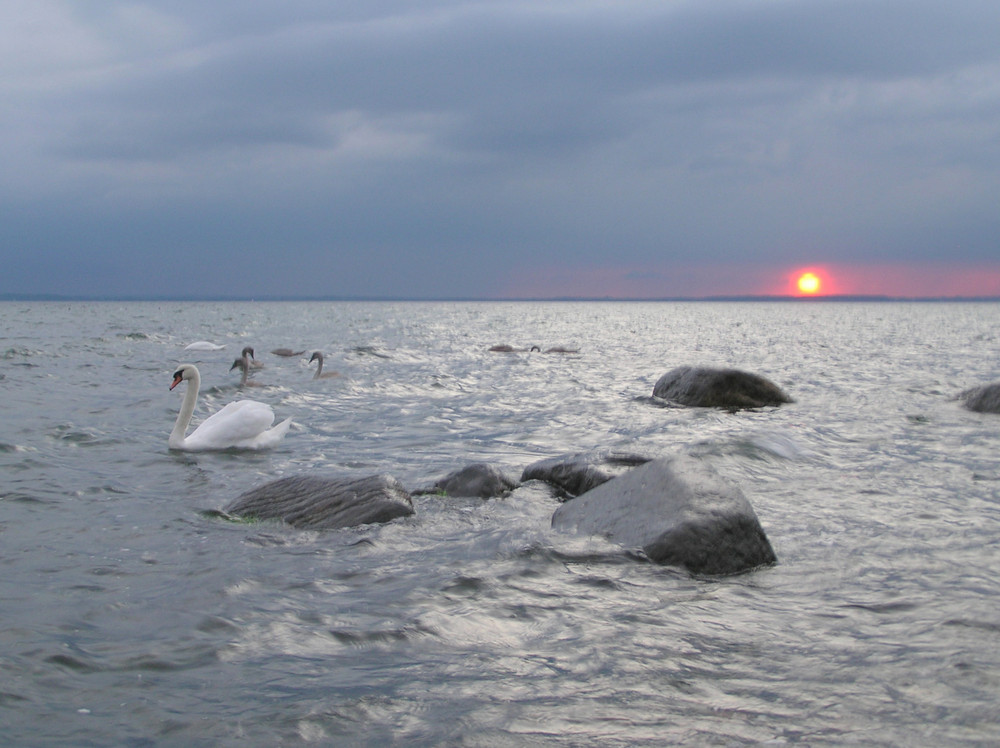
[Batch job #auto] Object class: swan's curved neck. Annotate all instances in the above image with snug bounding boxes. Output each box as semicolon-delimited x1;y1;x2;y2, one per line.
313;355;324;379
169;369;200;449
240;354;250;386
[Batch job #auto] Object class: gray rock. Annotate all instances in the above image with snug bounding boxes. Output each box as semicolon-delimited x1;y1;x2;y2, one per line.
960;382;1000;414
653;366;792;409
551;455;776;575
225;474;414;530
416;462;518;499
521;450;653;499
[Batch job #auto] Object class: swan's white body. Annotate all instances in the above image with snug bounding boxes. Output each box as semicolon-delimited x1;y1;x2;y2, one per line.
184;341;225;351
169;364;291;451
309;351;339;379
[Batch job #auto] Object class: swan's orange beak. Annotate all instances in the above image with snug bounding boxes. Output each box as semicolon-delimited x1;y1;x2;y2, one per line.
170;372;183;390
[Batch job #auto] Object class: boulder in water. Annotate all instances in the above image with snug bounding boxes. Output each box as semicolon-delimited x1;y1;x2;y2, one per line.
522;450;652;499
960;382;1000;414
415;462;518;499
551;455;776;575
653;366;792;409
225;474;414;530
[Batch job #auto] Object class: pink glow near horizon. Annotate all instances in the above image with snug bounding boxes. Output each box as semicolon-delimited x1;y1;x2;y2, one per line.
812;263;1000;297
503;262;1000;298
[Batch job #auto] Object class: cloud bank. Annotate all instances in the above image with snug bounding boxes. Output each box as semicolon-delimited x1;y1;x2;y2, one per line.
3;0;999;298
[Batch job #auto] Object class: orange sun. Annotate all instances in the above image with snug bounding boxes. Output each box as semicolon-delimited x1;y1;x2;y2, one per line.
796;272;821;295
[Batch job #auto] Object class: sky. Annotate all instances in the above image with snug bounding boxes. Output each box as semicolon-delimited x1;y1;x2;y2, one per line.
2;0;1000;300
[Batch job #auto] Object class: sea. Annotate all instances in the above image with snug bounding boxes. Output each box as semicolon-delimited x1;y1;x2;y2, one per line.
1;300;998;747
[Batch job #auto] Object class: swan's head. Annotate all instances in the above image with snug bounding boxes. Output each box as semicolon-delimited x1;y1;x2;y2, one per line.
309;351;324;363
241;346;255;359
170;364;198;390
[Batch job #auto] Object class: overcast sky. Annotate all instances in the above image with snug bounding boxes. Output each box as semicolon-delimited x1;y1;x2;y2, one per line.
3;0;999;299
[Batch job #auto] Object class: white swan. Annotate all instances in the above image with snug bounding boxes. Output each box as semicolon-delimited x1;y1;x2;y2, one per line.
169;364;292;451
184;341;225;351
309;351;340;379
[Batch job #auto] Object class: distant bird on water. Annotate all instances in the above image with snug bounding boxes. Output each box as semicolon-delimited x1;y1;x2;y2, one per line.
238;346;264;369
185;341;225;351
230;354;264;388
309;351;340;379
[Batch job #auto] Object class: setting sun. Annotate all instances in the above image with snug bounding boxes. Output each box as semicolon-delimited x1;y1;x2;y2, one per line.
796;272;821;295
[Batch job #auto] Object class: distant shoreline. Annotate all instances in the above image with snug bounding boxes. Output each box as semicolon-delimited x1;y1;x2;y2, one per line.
1;293;999;303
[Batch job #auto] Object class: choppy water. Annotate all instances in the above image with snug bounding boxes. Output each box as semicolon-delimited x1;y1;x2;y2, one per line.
2;300;999;746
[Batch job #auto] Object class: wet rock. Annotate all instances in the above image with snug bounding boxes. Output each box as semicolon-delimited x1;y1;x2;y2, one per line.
415;462;518;499
225;474;414;530
551;455;776;575
960;382;1000;414
653;366;792;409
521;450;653;499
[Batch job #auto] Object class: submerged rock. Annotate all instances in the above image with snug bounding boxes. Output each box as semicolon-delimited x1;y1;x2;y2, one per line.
960;382;1000;414
225;474;414;530
653;366;792;409
414;462;518;499
522;450;652;499
551;455;776;575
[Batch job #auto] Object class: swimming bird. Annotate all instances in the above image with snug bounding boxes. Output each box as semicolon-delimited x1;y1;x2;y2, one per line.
230;356;264;387
184;341;225;351
309;351;340;379
169;364;292;451
271;348;305;357
238;346;264;368
488;344;541;353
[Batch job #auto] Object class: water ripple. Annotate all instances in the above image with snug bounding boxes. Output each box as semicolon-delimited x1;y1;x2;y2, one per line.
2;300;1000;746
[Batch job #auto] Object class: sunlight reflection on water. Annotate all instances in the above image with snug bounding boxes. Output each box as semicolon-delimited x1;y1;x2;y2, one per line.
1;300;999;745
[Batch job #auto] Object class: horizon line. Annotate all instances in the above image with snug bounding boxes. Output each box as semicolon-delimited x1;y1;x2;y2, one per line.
2;292;999;303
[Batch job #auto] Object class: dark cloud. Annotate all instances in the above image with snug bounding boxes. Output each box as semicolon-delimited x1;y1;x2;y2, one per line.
3;0;1000;297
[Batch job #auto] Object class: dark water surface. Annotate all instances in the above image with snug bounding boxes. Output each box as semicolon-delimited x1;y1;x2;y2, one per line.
2;300;999;746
